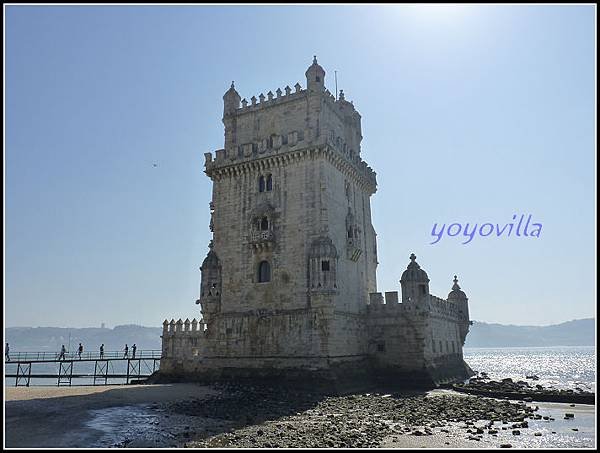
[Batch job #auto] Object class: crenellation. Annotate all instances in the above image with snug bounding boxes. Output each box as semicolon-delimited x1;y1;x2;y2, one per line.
384;291;398;304
369;292;383;305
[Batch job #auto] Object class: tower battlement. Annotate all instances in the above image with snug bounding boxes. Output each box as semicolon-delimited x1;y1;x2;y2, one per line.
216;58;365;184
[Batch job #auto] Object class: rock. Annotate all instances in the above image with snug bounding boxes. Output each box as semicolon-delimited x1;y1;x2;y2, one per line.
565;413;575;419
534;432;542;436
572;428;579;431
500;444;513;448
512;430;520;435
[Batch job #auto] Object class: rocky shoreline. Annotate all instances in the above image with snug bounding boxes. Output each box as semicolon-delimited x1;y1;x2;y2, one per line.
163;383;549;448
451;376;595;405
5;382;594;448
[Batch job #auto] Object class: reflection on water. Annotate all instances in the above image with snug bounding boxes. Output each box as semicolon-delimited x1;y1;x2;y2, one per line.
85;405;170;448
84;404;223;448
464;346;596;392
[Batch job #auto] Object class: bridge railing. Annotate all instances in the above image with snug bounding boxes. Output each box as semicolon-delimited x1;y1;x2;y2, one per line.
5;350;162;362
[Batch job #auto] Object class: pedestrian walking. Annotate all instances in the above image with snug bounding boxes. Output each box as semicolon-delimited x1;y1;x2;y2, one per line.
123;344;129;358
5;343;10;362
132;344;137;359
78;343;84;360
100;344;105;359
58;345;66;361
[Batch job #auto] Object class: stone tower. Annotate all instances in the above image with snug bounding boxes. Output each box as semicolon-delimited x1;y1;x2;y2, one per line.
160;58;472;387
196;57;378;374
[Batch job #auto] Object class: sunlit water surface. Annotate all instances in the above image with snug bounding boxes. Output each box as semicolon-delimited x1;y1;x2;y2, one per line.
464;346;596;392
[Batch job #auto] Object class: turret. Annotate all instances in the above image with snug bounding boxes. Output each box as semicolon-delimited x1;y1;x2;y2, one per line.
400;253;430;303
305;55;325;92
447;275;471;344
447;275;469;318
223;81;241;116
196;241;222;323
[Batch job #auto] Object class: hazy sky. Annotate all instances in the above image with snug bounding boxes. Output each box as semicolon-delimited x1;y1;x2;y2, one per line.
5;5;596;328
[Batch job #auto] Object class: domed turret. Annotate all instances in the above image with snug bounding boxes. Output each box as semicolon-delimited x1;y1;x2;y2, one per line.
305;55;325;92
400;253;430;303
447;275;467;301
400;253;430;283
223;81;241;116
201;248;219;271
197;241;222;323
447;275;470;324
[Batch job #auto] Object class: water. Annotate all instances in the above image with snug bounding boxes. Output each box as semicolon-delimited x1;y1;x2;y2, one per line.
464;346;596;392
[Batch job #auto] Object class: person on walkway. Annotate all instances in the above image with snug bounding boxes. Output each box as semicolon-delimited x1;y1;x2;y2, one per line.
123;344;129;358
58;345;66;361
131;344;137;359
5;343;10;362
78;343;84;360
99;344;105;359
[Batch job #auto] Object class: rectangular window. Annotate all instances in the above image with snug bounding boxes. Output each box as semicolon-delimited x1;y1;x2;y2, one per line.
321;260;330;271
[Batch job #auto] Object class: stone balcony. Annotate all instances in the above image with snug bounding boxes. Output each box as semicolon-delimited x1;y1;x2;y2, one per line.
250;230;275;251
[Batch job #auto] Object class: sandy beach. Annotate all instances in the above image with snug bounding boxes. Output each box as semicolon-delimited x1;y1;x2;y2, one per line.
4;383;596;448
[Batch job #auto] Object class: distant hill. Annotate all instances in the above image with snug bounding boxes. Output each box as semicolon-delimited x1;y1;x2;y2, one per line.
465;318;595;348
5;318;595;353
5;325;162;353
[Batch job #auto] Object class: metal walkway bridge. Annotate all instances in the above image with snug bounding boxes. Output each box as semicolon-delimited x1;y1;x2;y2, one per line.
4;350;162;387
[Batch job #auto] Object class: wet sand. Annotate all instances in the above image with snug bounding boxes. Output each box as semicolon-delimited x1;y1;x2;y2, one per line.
4;384;218;447
4;383;596;448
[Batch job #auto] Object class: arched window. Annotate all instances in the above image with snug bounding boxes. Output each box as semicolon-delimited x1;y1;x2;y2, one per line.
258;261;271;283
258;176;265;192
260;217;269;231
266;174;273;191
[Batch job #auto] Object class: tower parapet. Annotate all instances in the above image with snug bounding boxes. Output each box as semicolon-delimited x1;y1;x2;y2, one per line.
207;57;374;192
